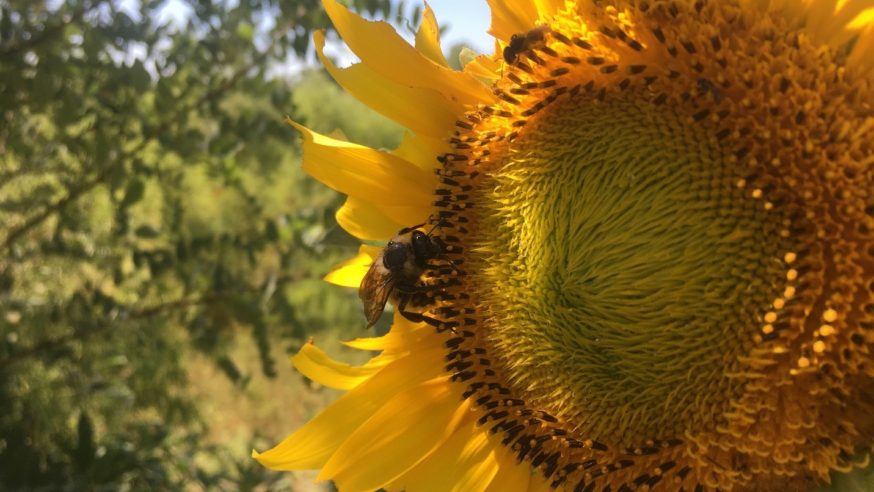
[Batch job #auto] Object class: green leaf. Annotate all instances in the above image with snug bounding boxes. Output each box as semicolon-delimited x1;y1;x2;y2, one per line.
821;463;874;492
0;7;12;41
458;47;478;69
235;21;254;43
264;219;279;241
134;225;160;238
130;60;151;92
121;179;145;207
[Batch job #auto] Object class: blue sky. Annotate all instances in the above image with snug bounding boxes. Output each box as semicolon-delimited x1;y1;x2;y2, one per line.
414;0;493;54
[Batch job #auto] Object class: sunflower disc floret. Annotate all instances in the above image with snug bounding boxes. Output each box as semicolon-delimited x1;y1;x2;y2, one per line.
425;1;874;489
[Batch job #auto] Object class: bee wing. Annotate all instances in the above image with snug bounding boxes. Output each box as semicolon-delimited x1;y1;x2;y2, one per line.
358;258;394;328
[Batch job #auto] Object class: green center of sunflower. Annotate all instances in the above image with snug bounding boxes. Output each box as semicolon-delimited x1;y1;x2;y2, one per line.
467;95;790;445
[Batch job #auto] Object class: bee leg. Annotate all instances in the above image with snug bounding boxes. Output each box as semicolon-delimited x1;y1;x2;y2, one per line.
396;295;423;322
396;295;458;334
398;309;456;334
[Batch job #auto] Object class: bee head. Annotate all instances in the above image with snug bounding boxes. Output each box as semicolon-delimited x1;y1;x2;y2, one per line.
410;230;440;265
509;33;526;50
382;240;408;270
502;45;517;64
503;34;525;64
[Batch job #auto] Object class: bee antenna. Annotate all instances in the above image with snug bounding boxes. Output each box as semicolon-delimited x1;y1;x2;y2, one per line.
425;214;446;236
442;255;462;275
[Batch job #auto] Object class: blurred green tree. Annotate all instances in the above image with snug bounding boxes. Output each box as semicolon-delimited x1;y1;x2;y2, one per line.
0;0;412;489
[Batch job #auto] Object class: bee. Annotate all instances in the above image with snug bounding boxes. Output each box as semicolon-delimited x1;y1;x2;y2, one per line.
359;223;444;328
502;25;551;64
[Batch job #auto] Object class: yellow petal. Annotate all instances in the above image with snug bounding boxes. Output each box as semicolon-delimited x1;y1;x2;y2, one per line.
290;119;436;208
393;130;450;172
319;377;470;490
845;6;874;75
533;0;564;17
415;2;449;67
291;342;387;390
463;50;502;86
361;130;444;228
343;313;431;352
484;0;560;42
484;436;532;492
847;6;874;29
527;473;556;492
324;244;381;288
388;413;502;492
377;205;431;233
252;345;447;471
801;0;874;47
487;0;538;41
339;318;440;371
314;31;463;140
848;21;874;76
322;0;494;106
336;196;404;241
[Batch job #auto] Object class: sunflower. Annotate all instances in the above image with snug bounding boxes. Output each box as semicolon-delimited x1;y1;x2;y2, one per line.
254;0;874;490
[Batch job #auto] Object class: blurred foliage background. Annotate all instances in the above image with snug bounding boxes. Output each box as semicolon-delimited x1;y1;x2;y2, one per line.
0;0;434;489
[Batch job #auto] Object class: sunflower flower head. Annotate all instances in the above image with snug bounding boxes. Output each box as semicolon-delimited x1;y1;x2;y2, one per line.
255;0;874;490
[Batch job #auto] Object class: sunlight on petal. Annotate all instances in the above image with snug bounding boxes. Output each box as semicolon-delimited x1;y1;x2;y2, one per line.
415;3;449;67
252;346;447;470
291;342;387;390
289;119;436;208
336;196;405;241
319;377;471;490
342;313;431;352
484;438;532;492
486;0;538;41
314;31;463;140
323;244;380;288
322;0;494;106
387;413;502;492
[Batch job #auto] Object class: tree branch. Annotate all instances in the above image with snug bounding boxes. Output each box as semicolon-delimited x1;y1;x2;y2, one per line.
0;272;309;369
1;42;280;252
1;168;111;250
